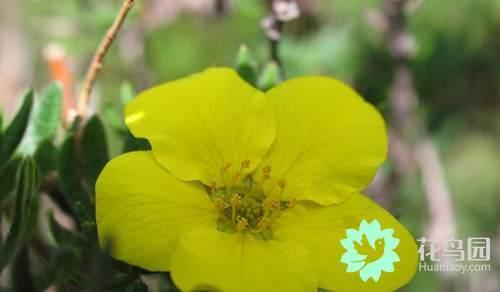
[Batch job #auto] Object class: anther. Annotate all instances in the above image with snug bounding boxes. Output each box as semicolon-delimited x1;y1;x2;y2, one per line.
233;171;241;183
220;162;231;173
256;217;271;231
262;165;272;175
278;179;287;189
262;198;273;212
230;193;241;207
236;217;248;232
271;199;281;210
241;160;251;169
214;197;226;212
287;197;297;209
210;180;218;194
230;193;241;222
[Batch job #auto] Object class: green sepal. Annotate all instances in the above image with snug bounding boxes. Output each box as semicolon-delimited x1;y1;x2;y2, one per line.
235;44;258;85
122;131;151;153
257;61;282;91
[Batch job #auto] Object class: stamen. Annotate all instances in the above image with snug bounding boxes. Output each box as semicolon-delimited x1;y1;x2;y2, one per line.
210;180;218;194
271;199;281;210
211;163;296;239
236;217;248;232
241;160;251;169
261;197;273;213
214;197;225;212
221;162;231;173
278;179;287;190
233;171;241;183
256;217;271;231
230;193;241;222
220;162;232;190
249;166;271;196
262;165;272;176
232;160;251;185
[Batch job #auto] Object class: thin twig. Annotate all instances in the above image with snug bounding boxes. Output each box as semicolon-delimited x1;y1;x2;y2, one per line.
383;0;456;274
262;0;300;76
77;0;135;118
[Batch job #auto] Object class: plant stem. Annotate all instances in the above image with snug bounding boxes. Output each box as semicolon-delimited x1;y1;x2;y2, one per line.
77;0;135;118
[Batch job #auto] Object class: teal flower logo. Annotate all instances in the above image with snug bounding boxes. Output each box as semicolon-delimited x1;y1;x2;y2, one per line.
340;219;400;282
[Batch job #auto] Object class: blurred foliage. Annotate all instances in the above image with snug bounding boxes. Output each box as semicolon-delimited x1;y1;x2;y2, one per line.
0;0;498;291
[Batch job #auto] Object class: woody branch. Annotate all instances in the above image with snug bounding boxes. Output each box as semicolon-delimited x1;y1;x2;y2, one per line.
77;0;135;118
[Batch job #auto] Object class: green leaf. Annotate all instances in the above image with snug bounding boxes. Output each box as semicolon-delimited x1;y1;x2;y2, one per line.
86;248;115;292
12;246;35;292
257;61;282;91
0;157;22;202
0;110;3;149
35;246;80;291
0;157;40;271
47;211;86;247
20;83;63;154
34;140;58;176
122;281;148;292
0;91;34;167
81;115;109;194
58;132;92;224
235;44;258;85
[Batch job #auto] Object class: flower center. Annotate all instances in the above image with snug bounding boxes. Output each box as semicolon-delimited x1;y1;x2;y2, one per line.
208;160;296;240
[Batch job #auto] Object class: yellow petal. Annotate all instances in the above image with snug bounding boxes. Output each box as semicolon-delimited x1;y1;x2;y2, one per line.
96;151;217;271
125;67;276;187
274;193;418;292
170;230;319;292
255;77;387;205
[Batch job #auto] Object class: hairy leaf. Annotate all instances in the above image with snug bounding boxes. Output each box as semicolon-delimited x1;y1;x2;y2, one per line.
0;157;22;202
35;246;80;291
0;91;34;167
0;157;40;271
34;140;58;176
20;83;63;154
47;211;86;247
58;132;92;224
81;115;109;194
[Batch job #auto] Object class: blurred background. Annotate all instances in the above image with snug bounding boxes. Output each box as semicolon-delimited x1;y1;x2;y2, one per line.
0;0;499;291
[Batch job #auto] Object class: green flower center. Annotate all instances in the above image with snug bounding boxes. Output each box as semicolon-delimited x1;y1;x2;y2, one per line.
208;160;295;240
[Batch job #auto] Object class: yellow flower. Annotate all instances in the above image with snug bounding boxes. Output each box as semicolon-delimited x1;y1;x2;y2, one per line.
96;68;418;292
